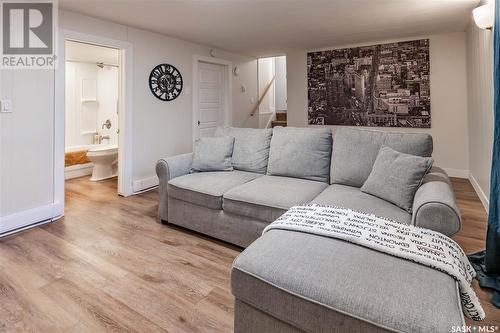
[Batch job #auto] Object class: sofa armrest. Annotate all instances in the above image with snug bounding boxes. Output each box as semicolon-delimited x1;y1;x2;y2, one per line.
155;153;193;222
412;167;461;236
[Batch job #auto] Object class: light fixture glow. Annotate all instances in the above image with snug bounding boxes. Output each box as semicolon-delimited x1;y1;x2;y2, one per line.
473;3;494;30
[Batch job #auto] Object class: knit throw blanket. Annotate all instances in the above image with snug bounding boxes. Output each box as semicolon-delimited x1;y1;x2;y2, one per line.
263;204;485;321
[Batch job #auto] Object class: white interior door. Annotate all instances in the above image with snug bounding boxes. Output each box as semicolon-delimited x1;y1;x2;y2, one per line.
197;61;226;138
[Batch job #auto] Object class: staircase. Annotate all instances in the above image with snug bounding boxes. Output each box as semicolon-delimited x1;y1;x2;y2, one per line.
272;111;287;128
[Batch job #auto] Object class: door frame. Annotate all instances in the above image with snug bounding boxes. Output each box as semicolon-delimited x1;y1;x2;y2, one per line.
192;55;232;147
55;29;134;212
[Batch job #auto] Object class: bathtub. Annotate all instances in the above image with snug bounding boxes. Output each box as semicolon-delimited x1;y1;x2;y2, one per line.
65;144;100;154
64;145;95;180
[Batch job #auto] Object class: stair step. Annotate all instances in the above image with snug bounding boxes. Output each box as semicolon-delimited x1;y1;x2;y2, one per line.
272;120;287;128
276;112;287;122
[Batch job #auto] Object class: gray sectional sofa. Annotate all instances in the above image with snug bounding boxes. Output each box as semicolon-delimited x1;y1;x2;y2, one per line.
156;126;465;332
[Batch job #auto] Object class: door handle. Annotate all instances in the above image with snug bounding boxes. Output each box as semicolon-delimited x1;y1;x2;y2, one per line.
197;120;200;126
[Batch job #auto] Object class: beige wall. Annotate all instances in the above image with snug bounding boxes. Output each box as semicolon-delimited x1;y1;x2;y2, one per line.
466;20;494;209
286;32;470;177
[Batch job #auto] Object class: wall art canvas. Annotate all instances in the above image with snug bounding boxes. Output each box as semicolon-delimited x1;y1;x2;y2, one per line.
307;39;430;128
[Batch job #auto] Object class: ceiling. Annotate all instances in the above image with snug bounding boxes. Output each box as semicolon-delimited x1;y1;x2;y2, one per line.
65;40;120;65
59;0;479;57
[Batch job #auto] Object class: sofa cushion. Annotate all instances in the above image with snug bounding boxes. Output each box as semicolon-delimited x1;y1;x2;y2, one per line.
231;230;464;333
168;171;261;210
191;136;234;172
215;127;272;174
223;175;328;222
361;146;433;213
267;127;332;183
384;131;434;157
330;128;433;187
311;184;411;224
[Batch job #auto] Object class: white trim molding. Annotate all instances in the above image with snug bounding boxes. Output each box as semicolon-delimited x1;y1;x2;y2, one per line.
192;55;233;148
469;173;490;211
0;203;63;237
132;176;159;193
55;29;134;216
65;163;93;180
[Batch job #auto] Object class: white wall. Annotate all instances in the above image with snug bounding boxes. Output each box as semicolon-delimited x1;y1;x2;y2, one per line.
258;57;275;115
65;41;120;149
60;10;258;183
275;56;287;111
65;62;98;148
466;19;494;209
0;69;55;217
286;32;470;177
97;66;119;146
65;62;119;149
257;57;276;128
0;10;258;223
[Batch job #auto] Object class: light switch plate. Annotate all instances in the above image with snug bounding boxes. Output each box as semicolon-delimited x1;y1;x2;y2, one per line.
1;99;12;113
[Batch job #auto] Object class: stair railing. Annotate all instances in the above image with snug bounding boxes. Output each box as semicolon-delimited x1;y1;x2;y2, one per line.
249;75;276;117
264;111;277;129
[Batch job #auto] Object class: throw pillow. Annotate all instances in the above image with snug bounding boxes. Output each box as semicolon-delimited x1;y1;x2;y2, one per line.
190;136;235;172
214;127;272;174
361;146;433;213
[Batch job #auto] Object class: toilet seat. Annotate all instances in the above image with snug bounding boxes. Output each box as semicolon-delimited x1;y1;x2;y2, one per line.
87;144;118;156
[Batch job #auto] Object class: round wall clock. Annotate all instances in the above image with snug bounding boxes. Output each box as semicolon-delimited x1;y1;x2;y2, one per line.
149;64;183;101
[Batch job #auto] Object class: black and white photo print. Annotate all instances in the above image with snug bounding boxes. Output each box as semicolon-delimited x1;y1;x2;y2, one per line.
307;39;431;128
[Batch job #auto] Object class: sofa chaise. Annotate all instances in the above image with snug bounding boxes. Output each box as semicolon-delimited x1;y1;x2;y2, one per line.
156;126;465;332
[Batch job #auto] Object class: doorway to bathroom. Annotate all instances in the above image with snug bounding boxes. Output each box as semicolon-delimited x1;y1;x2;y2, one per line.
60;36;131;204
55;30;133;217
64;40;120;186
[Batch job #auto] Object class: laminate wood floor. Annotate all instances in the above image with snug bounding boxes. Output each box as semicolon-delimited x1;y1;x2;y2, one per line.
0;176;498;332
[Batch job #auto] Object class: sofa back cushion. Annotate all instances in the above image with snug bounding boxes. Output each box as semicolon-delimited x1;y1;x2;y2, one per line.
330;128;433;187
215;127;272;174
190;136;235;172
267;127;332;183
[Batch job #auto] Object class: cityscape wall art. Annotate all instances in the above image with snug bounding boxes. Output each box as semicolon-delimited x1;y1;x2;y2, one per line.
307;39;431;128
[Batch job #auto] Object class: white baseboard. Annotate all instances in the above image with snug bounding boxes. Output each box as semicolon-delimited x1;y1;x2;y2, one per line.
442;168;469;179
65;163;93;180
132;176;159;194
0;202;63;236
469;173;490;211
440;168;489;211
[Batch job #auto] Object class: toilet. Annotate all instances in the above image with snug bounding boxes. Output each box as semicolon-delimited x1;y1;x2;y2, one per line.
87;144;118;181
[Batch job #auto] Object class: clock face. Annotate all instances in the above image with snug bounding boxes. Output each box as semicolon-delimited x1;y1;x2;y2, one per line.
149;64;183;101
